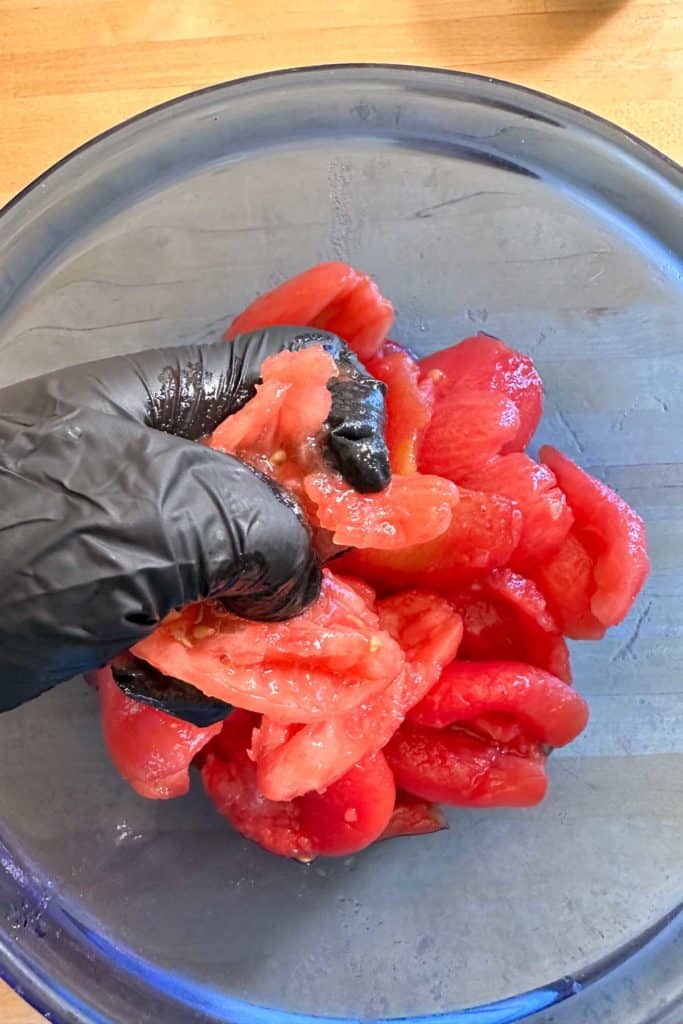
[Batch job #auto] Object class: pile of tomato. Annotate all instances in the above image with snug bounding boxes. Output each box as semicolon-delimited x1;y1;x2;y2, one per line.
97;262;649;860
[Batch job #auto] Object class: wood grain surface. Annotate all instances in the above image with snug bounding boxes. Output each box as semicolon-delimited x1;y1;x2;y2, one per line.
1;0;681;1020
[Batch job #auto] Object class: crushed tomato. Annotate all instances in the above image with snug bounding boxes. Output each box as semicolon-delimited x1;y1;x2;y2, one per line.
98;263;649;860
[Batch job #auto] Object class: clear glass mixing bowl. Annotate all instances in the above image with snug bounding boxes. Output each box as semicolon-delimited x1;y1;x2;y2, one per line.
0;65;681;1024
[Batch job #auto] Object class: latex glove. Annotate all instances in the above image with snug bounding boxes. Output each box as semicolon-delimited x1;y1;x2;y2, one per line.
0;327;389;713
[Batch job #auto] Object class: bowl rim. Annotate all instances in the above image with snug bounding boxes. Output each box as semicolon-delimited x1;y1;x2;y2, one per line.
1;62;681;229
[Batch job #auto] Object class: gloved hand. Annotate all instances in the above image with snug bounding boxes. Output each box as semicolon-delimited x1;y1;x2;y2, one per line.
0;326;390;714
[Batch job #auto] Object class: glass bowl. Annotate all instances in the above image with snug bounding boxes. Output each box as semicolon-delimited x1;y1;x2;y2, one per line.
0;65;681;1024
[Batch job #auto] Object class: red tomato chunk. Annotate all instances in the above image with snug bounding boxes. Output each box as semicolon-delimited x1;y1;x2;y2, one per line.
97;668;221;800
202;710;396;860
385;721;548;808
225;262;393;363
132;571;404;723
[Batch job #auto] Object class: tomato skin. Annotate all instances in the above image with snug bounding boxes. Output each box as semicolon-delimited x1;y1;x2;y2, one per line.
538;446;649;631
366;342;435;474
336;489;522;594
461;453;574;571
253;591;463;801
225;262;393;362
385;721;548;808
410;660;589;748
381;793;446;841
132;570;403;723
419;334;543;453
202;710;396;859
419;388;520;481
96;668;221;800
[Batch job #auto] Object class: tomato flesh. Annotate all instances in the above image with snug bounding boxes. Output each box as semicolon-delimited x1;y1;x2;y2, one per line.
336;489;522;594
211;344;458;553
419;388;520;481
132;570;403;723
538;446;649;631
96;668;221;800
253;591;463;801
385;721;548;807
210;345;335;484
225;262;393;362
304;471;459;550
419;333;543;453
447;569;571;683
202;710;396;859
533;532;605;640
410;660;589;748
461;453;574;571
366;341;435;474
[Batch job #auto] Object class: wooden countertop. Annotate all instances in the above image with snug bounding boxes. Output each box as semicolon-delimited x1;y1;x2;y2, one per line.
1;0;681;1020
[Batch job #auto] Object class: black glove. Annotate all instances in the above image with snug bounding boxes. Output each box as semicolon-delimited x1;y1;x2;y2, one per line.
0;327;390;714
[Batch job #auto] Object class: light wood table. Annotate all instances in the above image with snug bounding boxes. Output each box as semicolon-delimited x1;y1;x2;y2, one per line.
1;0;681;1020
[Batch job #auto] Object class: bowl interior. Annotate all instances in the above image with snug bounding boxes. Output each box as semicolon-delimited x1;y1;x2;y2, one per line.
0;67;681;1024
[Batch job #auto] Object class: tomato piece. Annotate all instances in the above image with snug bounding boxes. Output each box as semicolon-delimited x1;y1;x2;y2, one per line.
418;388;520;481
432;491;522;587
410;660;589;748
448;569;570;682
96;667;221;800
366;342;435;474
296;752;395;857
539;446;649;630
461;453;574;570
225;262;394;362
249;718;301;763
533;532;605;640
451;591;527;663
210;345;456;554
303;472;458;550
484;568;572;683
336;489;522;594
208;346;336;512
378;590;464;670
419;334;543;452
471;746;548;806
132;570;403;723
333;572;378;610
211;345;335;456
385;721;548;807
320;276;395;364
254;592;462;801
381;793;447;841
202;710;395;859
